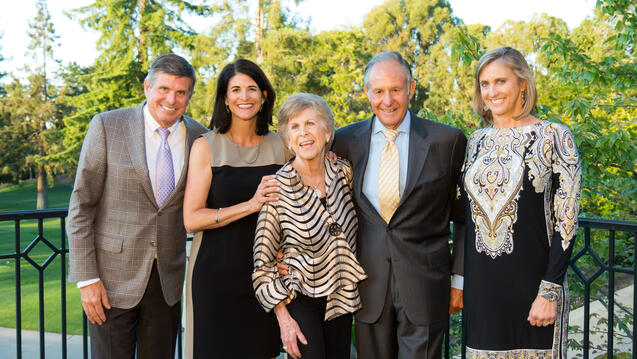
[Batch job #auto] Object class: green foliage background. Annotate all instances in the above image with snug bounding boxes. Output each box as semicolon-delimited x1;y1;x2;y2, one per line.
2;0;633;220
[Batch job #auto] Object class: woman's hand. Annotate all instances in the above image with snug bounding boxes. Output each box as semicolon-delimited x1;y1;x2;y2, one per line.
527;295;557;327
276;251;289;276
274;303;307;359
247;175;280;213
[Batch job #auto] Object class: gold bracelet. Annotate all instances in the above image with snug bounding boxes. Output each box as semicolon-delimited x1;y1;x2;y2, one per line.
215;208;222;224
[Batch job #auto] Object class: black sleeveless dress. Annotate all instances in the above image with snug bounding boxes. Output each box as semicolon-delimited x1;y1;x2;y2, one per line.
190;131;285;358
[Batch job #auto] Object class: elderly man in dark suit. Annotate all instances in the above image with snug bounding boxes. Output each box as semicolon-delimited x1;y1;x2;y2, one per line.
331;51;466;359
67;53;208;359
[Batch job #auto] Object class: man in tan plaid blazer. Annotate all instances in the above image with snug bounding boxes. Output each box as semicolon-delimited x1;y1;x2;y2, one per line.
67;54;208;359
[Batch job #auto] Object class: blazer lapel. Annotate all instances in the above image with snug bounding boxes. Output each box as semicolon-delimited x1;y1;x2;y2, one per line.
350;119;371;200
123;103;157;207
399;111;429;208
174;117;199;193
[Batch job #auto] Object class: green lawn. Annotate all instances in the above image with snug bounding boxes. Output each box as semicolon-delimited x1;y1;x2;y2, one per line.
0;180;73;211
0;179;84;334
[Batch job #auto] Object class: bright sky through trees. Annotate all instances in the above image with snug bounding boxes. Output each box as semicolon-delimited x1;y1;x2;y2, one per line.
0;0;595;78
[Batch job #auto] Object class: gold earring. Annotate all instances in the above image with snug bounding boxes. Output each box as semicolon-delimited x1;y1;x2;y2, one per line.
521;90;527;106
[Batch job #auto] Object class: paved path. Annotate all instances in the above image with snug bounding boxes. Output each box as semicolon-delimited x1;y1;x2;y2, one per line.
1;285;632;359
0;326;87;359
0;328;290;359
568;284;634;358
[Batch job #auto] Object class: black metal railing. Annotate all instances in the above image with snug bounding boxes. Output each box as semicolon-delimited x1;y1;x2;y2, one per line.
0;208;69;359
1;209;635;359
569;218;636;359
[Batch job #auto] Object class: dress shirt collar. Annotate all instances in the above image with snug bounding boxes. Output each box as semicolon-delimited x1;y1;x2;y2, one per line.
143;103;182;135
371;110;411;136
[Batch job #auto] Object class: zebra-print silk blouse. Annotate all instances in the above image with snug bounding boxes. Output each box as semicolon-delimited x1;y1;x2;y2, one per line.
252;158;367;321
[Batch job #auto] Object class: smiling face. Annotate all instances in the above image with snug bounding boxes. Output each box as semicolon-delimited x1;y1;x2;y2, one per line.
144;72;193;128
287;107;331;162
225;73;266;123
479;59;526;124
364;60;415;130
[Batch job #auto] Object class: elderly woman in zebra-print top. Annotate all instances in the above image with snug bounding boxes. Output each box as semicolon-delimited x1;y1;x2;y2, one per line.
252;93;367;359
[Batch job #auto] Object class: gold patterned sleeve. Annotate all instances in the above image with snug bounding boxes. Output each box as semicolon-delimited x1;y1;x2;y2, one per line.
252;199;291;312
540;123;582;288
551;124;581;251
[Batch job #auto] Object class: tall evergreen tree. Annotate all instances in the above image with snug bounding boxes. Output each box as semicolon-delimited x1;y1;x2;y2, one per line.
60;0;213;173
26;0;60;209
0;79;33;183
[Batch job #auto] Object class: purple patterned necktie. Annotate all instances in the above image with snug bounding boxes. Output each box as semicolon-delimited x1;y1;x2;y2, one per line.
155;127;174;206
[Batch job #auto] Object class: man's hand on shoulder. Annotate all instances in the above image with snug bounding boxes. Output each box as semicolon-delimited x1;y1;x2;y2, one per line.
80;280;111;325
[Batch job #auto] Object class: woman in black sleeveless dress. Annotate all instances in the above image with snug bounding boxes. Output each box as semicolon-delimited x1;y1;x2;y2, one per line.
183;59;286;358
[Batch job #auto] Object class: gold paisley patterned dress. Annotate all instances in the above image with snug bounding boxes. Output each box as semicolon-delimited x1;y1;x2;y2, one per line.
462;120;581;359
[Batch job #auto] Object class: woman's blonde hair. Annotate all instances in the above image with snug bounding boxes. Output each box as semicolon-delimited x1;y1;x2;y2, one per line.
473;46;537;125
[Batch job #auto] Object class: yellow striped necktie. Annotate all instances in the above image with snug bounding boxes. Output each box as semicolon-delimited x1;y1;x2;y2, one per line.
378;129;400;223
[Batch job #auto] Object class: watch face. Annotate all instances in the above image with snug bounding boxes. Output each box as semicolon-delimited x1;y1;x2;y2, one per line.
540;292;559;302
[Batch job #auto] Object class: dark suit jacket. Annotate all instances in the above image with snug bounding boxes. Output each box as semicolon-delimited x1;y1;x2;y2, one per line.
67;103;208;309
332;111;466;326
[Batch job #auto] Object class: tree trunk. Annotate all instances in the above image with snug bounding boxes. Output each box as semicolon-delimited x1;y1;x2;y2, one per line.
36;165;48;209
256;0;264;64
138;0;148;65
36;119;48;209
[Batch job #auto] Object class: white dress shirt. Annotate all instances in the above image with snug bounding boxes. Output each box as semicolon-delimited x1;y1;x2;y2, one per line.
77;105;187;288
362;111;411;215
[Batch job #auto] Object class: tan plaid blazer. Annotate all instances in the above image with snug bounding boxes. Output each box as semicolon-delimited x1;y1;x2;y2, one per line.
67;103;208;309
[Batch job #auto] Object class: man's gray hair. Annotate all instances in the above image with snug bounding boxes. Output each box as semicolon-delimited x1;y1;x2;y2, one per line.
145;53;196;93
363;51;413;89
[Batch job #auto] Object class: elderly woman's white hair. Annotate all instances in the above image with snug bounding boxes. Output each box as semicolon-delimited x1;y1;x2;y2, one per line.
277;93;335;154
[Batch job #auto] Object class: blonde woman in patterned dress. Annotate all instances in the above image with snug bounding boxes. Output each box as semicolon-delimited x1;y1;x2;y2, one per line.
462;47;581;359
